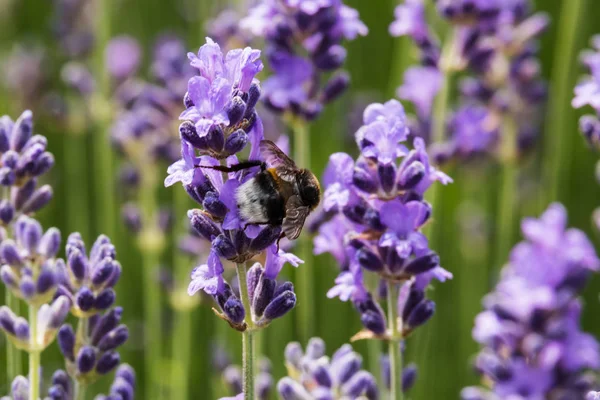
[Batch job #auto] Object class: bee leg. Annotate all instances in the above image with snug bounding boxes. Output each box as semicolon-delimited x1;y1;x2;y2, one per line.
195;160;266;173
275;232;286;252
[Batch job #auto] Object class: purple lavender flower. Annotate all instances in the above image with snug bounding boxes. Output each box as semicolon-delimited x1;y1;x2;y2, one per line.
51;0;95;58
574;35;600;151
105;35;142;81
242;0;367;120
213;346;272;400
2;47;47;110
278;337;379;399
462;204;600;399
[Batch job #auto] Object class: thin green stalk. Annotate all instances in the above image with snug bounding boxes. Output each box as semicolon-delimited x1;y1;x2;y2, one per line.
236;263;255;400
494;117;518;271
291;119;313;342
386;281;402;400
366;273;382;390
74;381;86;400
139;167;164;400
6;291;21;383
542;0;585;207
74;316;90;400
28;304;40;400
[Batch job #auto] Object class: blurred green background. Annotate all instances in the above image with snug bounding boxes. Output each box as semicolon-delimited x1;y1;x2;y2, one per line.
1;0;600;398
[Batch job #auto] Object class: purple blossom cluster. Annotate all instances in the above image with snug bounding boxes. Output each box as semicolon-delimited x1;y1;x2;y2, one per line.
390;0;548;162
277;337;379;399
241;0;368;120
462;204;600;399
573;35;600;151
165;38;300;329
315;99;452;336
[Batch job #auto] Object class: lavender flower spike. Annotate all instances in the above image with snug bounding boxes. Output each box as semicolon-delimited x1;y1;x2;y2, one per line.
462;204;600;399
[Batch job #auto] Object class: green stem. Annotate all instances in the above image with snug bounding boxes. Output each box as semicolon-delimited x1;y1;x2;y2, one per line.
386;281;402;400
74;381;86;400
6;290;21;383
291;119;313;342
494;117;518;271
542;0;585;207
28;304;40;400
236;263;255;400
139;168;164;400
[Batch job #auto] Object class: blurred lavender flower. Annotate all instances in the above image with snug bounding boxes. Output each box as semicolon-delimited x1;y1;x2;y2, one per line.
574;35;600;151
278;337;379;399
214;345;273;400
316;99;452;338
462;204;600;399
242;0;368;120
381;354;417;393
207;9;252;51
1;47;47;110
105;36;142;81
51;0;95;58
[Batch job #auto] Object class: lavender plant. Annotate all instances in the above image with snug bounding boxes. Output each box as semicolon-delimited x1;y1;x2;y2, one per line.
462;204;599;399
314;99;452;399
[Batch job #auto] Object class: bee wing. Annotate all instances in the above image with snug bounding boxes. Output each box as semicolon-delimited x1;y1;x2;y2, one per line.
283;195;310;240
260;140;297;169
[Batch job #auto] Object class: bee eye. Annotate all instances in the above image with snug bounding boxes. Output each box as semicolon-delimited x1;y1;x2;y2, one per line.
301;185;320;206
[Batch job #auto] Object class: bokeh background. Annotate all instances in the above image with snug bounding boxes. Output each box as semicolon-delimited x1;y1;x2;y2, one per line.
1;0;600;398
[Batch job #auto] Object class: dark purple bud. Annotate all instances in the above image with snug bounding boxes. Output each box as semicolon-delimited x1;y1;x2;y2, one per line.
401;288;425;321
0;167;15;186
356;248;383;272
402;363;417;392
252;274;276;317
378;163;396;193
111;377;134;400
202;192;228;218
51;370;71;394
314;45;346;70
233;229;250;256
13;317;29;341
247;264;263;304
323;72;350;103
188;209;220;240
11;110;33;152
16;143;44;175
31;152;54;176
115;364;136;388
224;129;248;155
284;342;303;368
0;123;8;152
274;281;294;298
97;325;129;351
306;337;326;359
206;125;225;152
403;253;439;275
227;96;246;126
76;286;95;312
58;325;75;361
13;179;36;209
20;218;42;254
224;366;243;394
122;204;142;233
38;227;61;258
355;299;386;335
96;351;121;374
243;110;258;132
48;296;71;328
364;207;384;231
20;276;35;298
0;306;16;334
48;385;65;400
179;121;205;149
1;265;18;288
277;377;311;400
0;200;14;224
250;226;282;252
95;289;116;310
406;299;435;329
300;102;323;121
91;307;123;345
244;83;261;117
36;267;56;294
1;239;23;266
104;262;122;288
336;352;362;384
77;346;96;374
343;371;375;398
68;250;87;281
398;162;425;190
223;296;245;324
312;364;333;387
183;92;194;108
213;234;236;259
2;150;18;168
256;371;272;400
92;258;117;287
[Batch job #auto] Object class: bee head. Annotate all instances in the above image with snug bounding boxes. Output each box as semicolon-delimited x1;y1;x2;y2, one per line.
298;169;321;210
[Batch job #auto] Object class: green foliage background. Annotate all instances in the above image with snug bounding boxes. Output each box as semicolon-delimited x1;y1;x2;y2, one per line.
1;0;600;398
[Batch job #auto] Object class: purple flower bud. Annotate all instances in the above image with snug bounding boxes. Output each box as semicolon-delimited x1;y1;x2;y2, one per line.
188;209;221;240
76;286;95;312
202;192;228;218
314;45;346;70
0;124;8;152
263;290;296;321
92;258;117;287
122;204;142;233
227;96;247;126
402;363;417;392
90;235;111;262
21;185;53;214
1;239;23;266
213;234;236;259
48;384;65;399
13;317;29;341
94;288;116;310
115;364;136;388
0;200;14;224
253;273;276;317
11;375;29;400
16;143;44;175
378;163;396;193
323;72;350;103
274;281;294;298
91;307;123;346
284;342;303;368
0;152;15;168
401;288;425;322
342;371;375;398
111;376;134;400
243;111;258;132
68;249;87;281
224;129;248;155
11;110;33;152
96;351;121;374
36;267;56;294
49;296;71;328
406;299;435;329
104;262;122;288
277;377;312;400
223;296;245;324
20;276;35;298
51;370;71;394
356;248;383;272
20;217;42;254
306;337;326;359
97;324;129;351
404;253;439;275
257;371;272;400
247;264;263;303
336;352;362;384
206;125;225;152
179;121;205;149
398;161;426;190
1;265;18;288
0;306;16;335
245;83;261;117
0;167;15;186
224;365;243;394
354;298;386;335
250;226;282;252
31;152;54;176
38;227;61;259
77;345;96;374
312;364;333;387
13;179;35;209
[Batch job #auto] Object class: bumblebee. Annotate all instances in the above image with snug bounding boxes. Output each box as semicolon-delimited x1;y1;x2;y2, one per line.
202;140;320;240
